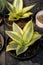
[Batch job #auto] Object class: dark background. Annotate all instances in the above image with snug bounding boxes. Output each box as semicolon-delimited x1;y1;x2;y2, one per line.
0;0;43;65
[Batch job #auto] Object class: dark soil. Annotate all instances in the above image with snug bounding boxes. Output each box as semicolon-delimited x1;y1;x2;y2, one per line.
4;18;29;29
15;19;27;29
37;15;43;24
7;38;40;60
4;15;31;29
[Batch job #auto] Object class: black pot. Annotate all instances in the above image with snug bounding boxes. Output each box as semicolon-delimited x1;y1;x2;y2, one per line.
7;38;40;61
4;14;12;29
0;32;4;53
34;24;43;34
40;36;43;48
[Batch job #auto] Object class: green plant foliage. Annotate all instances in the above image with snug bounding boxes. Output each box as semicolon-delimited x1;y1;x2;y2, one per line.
5;20;42;55
6;0;35;21
0;0;6;12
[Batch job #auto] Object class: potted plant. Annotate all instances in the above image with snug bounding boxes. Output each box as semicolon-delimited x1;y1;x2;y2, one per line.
5;20;42;60
0;0;6;25
35;11;43;48
4;0;35;28
0;33;4;52
36;11;43;28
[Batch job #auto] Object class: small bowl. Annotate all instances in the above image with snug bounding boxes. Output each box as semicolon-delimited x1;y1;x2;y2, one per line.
36;11;43;28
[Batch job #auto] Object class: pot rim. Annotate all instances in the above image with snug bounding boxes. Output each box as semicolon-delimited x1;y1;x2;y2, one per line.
36;10;43;28
4;18;12;28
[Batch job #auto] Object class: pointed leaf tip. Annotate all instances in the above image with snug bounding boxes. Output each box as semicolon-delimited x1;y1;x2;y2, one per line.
23;20;34;43
23;4;36;13
26;32;42;47
13;0;23;11
5;31;22;45
16;45;28;55
6;41;18;52
13;22;23;35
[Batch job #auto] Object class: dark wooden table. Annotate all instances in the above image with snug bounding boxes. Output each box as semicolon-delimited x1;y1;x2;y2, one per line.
0;0;43;65
0;47;43;65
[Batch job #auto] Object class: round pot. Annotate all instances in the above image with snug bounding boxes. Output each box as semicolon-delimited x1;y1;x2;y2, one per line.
4;15;32;29
0;33;4;52
35;11;43;34
4;15;12;28
34;24;43;34
36;10;43;28
7;38;40;60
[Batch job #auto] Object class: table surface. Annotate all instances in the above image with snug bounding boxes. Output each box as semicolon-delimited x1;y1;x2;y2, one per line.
0;47;43;65
0;0;43;65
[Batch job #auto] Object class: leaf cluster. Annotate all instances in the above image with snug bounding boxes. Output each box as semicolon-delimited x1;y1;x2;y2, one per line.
5;20;42;55
6;0;35;21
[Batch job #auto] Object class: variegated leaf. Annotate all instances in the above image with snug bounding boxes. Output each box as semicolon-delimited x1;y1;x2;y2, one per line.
16;45;28;55
21;12;33;18
13;22;23;35
12;6;17;13
0;0;6;11
17;11;24;17
26;32;42;47
8;12;17;21
6;41;19;52
7;1;13;11
23;4;35;13
5;31;22;45
23;20;33;43
13;0;23;11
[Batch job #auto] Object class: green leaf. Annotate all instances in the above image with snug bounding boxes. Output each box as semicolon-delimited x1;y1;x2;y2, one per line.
16;45;28;55
13;0;23;11
8;12;20;21
23;20;32;32
23;20;33;43
6;41;19;52
21;12;33;18
12;6;17;13
5;31;22;45
0;0;6;11
26;32;42;47
17;11;24;17
13;22;23;35
23;4;35;13
8;12;17;21
7;1;13;11
0;0;3;11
